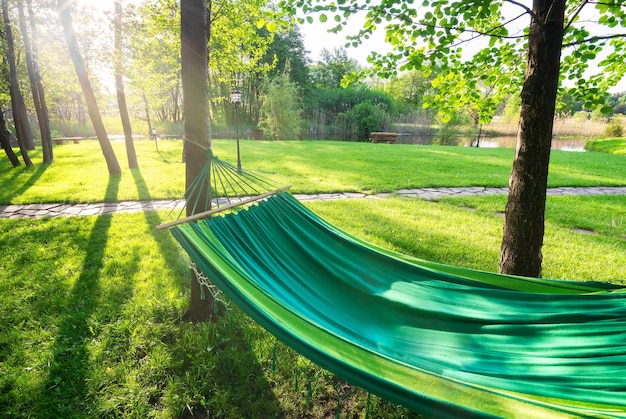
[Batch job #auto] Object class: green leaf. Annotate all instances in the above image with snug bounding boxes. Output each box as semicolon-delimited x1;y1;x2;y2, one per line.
266;21;277;33
601;105;613;114
320;13;328;23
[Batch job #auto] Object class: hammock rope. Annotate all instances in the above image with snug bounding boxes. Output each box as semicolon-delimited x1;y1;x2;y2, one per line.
158;150;290;230
161;154;626;418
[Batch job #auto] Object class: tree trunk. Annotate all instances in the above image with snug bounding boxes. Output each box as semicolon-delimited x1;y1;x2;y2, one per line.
19;0;53;163
114;0;138;169
0;107;21;167
499;0;566;277
142;92;157;152
181;0;214;321
2;0;34;162
57;0;121;175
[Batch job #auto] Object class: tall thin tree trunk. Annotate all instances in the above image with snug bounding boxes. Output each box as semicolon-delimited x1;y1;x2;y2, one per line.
181;0;213;321
114;0;137;169
500;0;566;277
142;92;157;152
0;107;21;167
76;93;85;125
57;0;121;175
2;0;34;161
19;0;53;163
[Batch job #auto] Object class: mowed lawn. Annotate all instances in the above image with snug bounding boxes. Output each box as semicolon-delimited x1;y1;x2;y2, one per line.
1;138;625;204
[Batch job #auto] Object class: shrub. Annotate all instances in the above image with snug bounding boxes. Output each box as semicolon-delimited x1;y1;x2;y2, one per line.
342;101;391;141
432;113;470;146
604;119;623;138
258;73;303;140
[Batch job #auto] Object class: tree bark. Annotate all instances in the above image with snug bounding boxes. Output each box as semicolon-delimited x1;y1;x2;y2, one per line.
19;0;53;163
114;0;138;169
2;0;34;162
181;0;214;321
57;0;121;175
0;107;21;167
500;0;566;277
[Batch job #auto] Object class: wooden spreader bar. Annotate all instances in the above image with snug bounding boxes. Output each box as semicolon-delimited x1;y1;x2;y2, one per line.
156;185;291;231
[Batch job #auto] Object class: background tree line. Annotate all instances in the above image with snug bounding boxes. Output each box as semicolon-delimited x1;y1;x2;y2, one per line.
3;0;624;166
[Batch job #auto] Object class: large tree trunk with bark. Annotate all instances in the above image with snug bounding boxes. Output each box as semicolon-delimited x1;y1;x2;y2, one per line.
19;0;53;163
500;0;566;277
181;0;213;321
2;0;34;162
114;0;137;169
0;107;20;167
57;0;121;175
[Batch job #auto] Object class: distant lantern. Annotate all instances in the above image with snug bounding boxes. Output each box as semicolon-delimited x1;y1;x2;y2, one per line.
231;89;242;172
230;89;242;105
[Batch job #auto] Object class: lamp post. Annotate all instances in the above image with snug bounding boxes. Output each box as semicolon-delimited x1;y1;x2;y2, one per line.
230;89;242;172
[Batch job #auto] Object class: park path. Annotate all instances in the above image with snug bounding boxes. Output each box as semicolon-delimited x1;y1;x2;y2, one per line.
1;186;625;219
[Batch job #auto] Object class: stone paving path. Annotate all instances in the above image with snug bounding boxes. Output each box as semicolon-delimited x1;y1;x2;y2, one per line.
1;186;625;219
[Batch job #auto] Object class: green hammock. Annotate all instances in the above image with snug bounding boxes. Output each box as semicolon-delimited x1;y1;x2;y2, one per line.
163;155;626;418
167;191;626;418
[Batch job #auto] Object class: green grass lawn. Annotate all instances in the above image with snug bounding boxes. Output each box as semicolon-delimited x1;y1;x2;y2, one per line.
585;138;626;154
1;139;625;204
1;140;625;417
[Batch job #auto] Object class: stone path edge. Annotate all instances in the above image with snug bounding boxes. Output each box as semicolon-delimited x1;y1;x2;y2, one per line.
1;186;625;219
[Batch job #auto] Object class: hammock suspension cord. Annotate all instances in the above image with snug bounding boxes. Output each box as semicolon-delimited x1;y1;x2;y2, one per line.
158;147;290;230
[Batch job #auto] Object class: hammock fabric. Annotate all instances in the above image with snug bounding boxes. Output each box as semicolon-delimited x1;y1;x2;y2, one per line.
170;191;626;418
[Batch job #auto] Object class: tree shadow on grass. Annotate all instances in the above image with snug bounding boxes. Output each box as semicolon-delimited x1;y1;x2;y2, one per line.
131;168;186;292
131;168;284;417
39;175;135;417
0;163;48;204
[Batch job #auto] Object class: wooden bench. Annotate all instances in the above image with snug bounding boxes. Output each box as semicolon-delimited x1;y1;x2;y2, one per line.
370;132;397;144
53;137;82;145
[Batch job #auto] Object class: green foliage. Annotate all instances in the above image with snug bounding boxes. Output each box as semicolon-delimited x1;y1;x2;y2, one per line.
502;95;521;125
341;101;391;141
207;0;277;81
432;113;470;146
126;0;279;126
258;72;303;140
309;47;360;89
281;0;626;126
307;86;396;118
604;118;623;137
383;70;433;112
560;2;626;110
556;93;583;117
608;92;626;115
126;0;182;122
591;107;613;122
260;26;310;91
424;45;523;126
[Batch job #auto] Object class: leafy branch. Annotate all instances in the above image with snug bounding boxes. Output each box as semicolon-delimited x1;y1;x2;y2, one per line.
563;32;626;47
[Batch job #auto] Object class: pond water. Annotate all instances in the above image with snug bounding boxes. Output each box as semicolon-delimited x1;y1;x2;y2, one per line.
394;134;588;152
